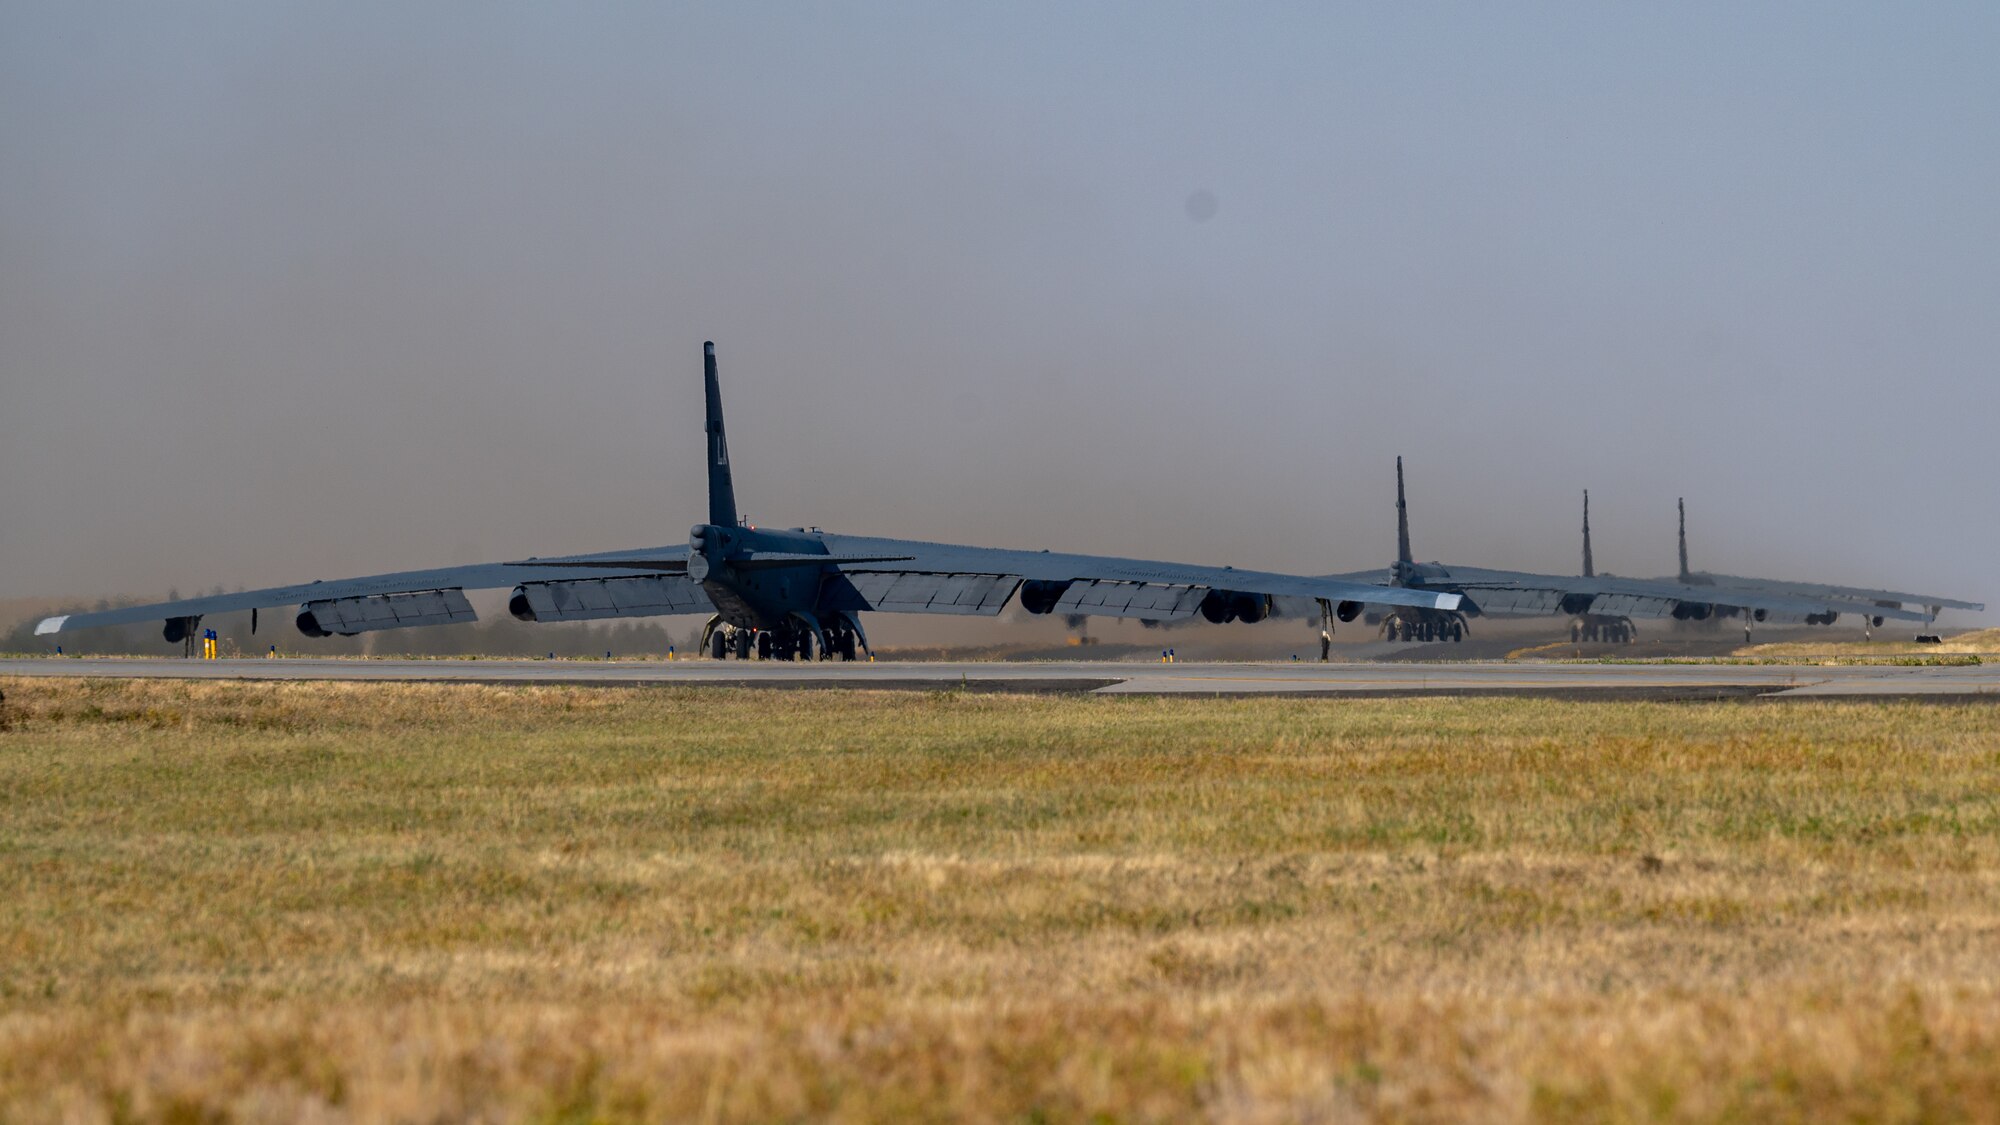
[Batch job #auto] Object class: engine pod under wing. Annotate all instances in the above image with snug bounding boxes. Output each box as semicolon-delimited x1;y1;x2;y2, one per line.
298;589;476;636
510;576;714;622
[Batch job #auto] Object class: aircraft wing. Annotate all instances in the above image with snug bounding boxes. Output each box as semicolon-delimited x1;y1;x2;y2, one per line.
30;532;1456;641
1318;568;1397;585
1438;567;1933;624
33;545;700;638
810;534;1460;619
1684;573;1982;615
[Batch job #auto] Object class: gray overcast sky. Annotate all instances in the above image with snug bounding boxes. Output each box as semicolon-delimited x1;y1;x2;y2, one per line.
2;2;1994;620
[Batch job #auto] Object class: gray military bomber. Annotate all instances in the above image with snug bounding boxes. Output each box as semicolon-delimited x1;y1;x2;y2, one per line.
37;342;1458;659
1659;498;1982;633
1323;458;1966;644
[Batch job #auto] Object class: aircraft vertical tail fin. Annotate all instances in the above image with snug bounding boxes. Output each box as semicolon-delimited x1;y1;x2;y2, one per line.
1581;490;1595;577
1395;456;1413;567
704;342;739;527
1677;497;1690;582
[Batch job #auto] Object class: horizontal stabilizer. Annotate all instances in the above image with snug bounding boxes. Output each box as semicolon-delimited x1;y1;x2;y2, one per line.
833;572;1022;615
1588;593;1680;619
733;553;916;570
35;616;67;636
512;576;713;622
1457;588;1565;616
509;553;914;572
510;557;689;572
298;589;477;636
1053;580;1209;620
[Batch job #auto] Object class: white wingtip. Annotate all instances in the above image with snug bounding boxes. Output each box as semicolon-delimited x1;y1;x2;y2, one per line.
34;615;68;636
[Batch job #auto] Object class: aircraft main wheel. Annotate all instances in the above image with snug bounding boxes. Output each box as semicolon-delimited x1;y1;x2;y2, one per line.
711;631;728;660
756;632;772;660
734;631;752;659
1451;623;1463;642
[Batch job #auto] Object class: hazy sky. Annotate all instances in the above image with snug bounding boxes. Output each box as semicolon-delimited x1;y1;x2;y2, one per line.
3;3;1995;621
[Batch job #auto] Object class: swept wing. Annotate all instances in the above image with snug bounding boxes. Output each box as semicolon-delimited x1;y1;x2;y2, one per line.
1437;565;1932;624
1682;572;1982;615
35;546;697;638
35;340;1452;649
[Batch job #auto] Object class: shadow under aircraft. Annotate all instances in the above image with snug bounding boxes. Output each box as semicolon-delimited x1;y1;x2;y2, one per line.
37;343;1459;659
1322;459;1938;644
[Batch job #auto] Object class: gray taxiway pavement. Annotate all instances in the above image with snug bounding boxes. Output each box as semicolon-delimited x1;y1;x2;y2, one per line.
2;657;1995;698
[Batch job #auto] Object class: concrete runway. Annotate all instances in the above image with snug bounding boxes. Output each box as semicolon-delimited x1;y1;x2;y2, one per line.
2;657;1996;699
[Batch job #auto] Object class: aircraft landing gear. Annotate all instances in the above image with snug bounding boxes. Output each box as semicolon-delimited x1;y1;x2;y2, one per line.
704;621;759;659
825;620;860;660
1383;609;1467;644
1571;616;1635;644
702;612;869;661
820;612;866;661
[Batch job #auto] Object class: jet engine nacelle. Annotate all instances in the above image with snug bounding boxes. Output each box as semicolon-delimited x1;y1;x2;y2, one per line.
1335;600;1364;623
1805;611;1837;626
509;587;537;622
1018;579;1072;615
1671;602;1713;621
162;615;201;645
1199;589;1270;624
295;607;332;638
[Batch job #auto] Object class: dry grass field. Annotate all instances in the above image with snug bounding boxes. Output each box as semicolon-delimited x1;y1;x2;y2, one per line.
1;678;1998;1123
1737;627;2000;660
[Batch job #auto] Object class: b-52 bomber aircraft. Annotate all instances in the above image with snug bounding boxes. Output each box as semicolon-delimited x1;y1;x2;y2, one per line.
1660;499;1983;635
36;342;1459;659
1323;459;1933;644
